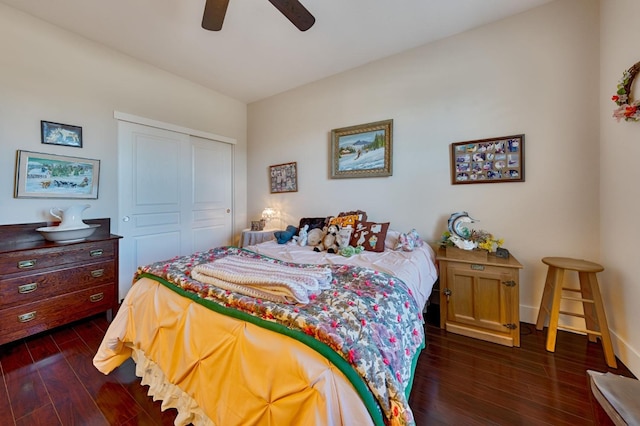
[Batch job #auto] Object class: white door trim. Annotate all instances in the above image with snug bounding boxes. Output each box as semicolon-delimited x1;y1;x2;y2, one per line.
113;111;236;145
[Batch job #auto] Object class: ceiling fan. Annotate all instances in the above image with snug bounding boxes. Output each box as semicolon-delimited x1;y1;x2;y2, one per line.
202;0;315;32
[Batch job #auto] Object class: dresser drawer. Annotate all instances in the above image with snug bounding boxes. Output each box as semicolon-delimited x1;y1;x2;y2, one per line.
0;260;115;309
0;283;115;346
0;240;115;276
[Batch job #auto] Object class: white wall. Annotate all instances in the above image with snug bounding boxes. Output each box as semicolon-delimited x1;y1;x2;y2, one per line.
248;0;640;370
600;0;640;375
0;4;248;237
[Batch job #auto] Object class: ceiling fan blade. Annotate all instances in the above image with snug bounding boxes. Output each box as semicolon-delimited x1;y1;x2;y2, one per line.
268;0;315;31
202;0;229;31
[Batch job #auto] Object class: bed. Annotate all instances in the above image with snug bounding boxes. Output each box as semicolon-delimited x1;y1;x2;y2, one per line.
93;225;438;426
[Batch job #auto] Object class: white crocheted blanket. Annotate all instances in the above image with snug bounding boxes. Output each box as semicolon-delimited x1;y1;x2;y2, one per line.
190;256;332;305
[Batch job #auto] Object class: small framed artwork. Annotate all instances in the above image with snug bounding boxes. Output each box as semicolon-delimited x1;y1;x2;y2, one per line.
450;134;525;185
269;161;298;193
331;119;393;179
41;121;83;148
14;150;100;199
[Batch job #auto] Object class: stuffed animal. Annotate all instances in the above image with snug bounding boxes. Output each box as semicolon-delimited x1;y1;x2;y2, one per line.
314;224;341;254
293;224;309;246
307;227;325;248
274;225;298;244
339;245;364;257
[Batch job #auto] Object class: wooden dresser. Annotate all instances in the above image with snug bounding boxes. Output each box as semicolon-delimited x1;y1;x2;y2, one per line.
437;247;523;347
0;218;121;346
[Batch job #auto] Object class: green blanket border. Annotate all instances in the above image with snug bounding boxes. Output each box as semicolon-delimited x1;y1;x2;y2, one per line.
138;272;425;426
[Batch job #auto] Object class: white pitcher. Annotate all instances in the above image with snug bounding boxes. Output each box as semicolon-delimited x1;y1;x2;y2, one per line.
50;204;91;229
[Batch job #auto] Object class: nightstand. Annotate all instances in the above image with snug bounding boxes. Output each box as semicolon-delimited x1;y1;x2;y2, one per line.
240;228;278;248
437;247;523;347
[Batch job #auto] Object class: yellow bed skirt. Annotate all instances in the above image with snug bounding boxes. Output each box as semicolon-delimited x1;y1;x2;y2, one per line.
94;277;375;425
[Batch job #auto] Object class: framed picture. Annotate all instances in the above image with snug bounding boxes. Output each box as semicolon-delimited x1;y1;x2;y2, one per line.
14;150;100;199
269;161;298;193
331;119;393;179
450;134;525;185
41;121;83;148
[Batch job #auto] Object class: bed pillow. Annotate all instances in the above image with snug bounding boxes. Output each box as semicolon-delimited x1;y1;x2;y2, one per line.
297;217;328;234
329;210;367;229
350;221;390;252
339;210;368;222
329;214;359;229
385;229;401;249
336;227;353;248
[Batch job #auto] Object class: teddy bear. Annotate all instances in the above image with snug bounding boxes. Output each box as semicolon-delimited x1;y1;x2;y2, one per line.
313;224;341;254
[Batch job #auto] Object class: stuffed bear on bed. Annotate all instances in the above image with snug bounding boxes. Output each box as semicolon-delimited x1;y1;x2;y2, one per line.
313;224;341;254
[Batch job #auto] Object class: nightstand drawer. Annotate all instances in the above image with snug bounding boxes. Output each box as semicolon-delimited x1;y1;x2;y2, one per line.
0;240;115;275
0;260;115;309
0;283;115;346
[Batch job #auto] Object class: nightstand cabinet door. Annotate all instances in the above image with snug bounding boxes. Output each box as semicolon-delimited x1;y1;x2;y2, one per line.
438;249;522;347
444;263;518;345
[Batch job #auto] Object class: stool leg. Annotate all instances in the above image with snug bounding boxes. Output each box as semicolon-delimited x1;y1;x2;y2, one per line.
587;273;617;368
578;271;598;343
546;267;565;353
536;266;557;331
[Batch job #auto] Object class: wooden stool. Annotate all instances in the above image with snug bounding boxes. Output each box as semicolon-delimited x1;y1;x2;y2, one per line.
535;257;617;368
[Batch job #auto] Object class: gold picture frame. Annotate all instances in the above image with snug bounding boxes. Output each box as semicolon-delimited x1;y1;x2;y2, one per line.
331;119;393;179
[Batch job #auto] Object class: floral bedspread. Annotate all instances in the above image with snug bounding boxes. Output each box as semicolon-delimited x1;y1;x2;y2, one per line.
136;246;425;426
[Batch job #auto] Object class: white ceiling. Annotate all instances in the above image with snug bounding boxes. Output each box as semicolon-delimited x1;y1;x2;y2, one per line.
2;0;552;103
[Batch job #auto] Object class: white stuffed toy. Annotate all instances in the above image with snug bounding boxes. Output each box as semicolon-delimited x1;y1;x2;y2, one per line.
293;224;309;246
313;224;341;254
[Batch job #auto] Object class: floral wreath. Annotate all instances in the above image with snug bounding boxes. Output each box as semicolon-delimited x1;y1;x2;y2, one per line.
612;61;640;122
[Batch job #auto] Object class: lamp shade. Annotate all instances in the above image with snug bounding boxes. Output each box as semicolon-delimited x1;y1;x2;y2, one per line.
261;207;276;221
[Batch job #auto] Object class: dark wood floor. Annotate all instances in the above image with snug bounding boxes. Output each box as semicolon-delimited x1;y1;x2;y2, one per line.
0;312;634;425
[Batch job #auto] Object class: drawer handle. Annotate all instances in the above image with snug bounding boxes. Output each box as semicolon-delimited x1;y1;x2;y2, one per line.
90;269;105;278
89;249;104;257
89;292;104;303
18;283;38;294
18;311;36;323
18;259;37;269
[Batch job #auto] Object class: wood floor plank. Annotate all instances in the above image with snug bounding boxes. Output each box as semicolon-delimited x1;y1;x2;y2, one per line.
73;318;110;352
423;337;594;412
0;363;16;424
36;353;109;425
0;340;51;419
57;336;144;424
14;403;61;426
108;358;179;424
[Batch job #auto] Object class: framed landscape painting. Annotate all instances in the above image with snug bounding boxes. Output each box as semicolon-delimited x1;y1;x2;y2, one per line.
14;150;100;199
331;119;393;179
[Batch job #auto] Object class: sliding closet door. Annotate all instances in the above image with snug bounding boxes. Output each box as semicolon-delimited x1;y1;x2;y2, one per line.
190;135;233;253
117;121;233;299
